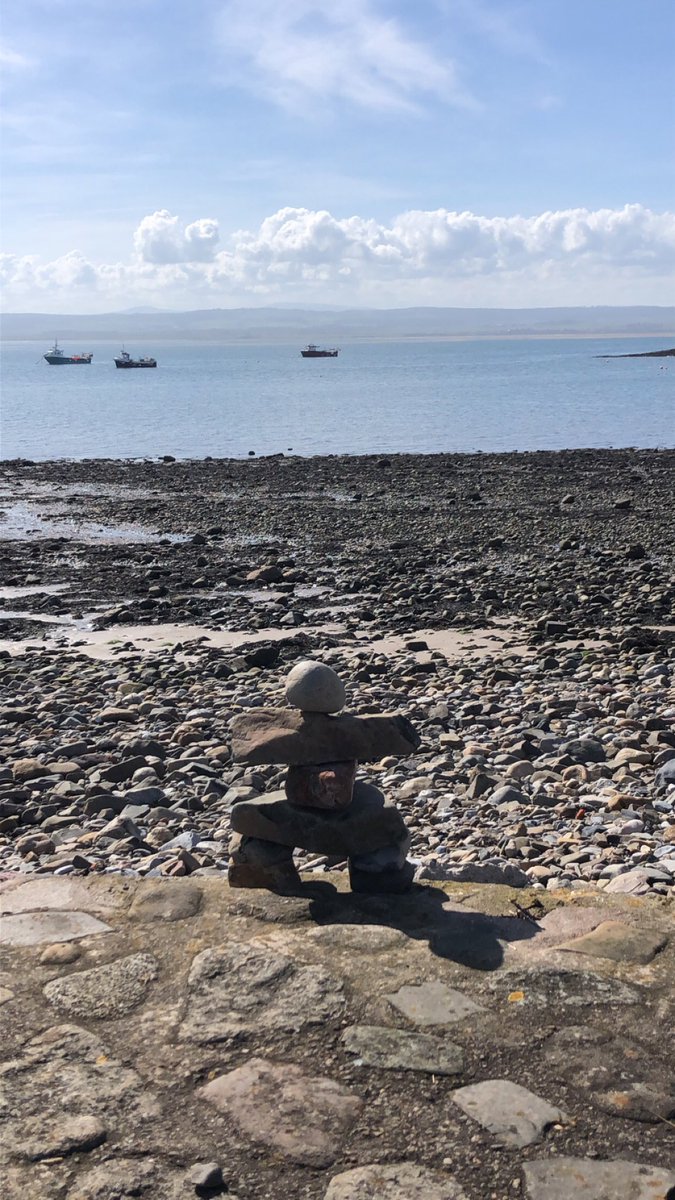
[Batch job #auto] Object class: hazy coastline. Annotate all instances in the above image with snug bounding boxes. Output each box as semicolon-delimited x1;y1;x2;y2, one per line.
3;304;674;344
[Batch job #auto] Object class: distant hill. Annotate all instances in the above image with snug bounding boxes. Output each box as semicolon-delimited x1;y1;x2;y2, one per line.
1;306;673;343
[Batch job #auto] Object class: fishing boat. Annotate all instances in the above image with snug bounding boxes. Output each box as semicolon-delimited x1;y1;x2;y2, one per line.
300;344;339;358
114;349;157;369
43;340;92;365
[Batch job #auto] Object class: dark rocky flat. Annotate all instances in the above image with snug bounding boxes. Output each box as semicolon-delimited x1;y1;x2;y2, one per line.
596;347;675;358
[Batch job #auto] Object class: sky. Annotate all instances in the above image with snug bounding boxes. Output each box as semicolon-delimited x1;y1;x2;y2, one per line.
1;0;673;312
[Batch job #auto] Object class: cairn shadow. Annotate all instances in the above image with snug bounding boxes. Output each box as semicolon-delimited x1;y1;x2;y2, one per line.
295;880;541;972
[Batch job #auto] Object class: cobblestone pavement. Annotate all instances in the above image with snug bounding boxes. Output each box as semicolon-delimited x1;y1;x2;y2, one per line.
1;874;673;1198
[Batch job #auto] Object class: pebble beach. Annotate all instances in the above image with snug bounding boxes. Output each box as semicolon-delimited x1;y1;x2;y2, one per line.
1;447;673;895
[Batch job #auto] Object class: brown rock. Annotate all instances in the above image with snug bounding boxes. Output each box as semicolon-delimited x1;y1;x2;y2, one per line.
11;758;47;782
228;861;302;891
198;1057;362;1166
229;833;295;865
96;707;139;723
22;1115;107;1161
285;759;357;810
558;921;668;965
40;942;82;965
45;760;84;778
228;834;301;892
325;1163;469;1199
129;882;203;922
16;832;55;857
230;708;420;765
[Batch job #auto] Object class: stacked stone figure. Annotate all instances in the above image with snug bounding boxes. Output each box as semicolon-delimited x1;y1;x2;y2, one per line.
228;660;420;894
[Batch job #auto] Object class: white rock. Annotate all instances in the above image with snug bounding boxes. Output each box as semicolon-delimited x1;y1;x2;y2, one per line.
284;660;346;713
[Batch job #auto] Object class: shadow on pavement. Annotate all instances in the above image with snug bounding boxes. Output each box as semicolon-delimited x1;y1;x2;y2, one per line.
298;880;540;971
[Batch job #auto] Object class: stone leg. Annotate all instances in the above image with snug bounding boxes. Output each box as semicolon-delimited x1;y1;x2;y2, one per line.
348;839;414;895
228;834;301;894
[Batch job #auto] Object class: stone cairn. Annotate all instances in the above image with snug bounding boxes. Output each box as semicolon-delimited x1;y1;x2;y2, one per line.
227;660;421;894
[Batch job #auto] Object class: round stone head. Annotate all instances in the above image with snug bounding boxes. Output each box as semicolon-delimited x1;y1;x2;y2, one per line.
284;660;346;714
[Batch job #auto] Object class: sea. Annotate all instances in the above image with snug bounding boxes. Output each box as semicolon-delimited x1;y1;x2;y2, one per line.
0;337;672;460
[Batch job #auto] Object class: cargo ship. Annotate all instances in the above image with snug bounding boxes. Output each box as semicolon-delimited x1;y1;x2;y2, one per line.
44;340;93;365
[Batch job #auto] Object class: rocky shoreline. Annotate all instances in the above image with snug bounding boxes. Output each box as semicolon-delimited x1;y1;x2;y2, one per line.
1;448;673;896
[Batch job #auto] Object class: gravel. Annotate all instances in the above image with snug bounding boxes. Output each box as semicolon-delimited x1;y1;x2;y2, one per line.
0;449;673;896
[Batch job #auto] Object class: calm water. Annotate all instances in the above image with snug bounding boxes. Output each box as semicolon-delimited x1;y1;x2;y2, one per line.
0;338;672;459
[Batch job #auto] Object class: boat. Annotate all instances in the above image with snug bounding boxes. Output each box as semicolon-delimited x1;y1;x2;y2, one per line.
300;344;339;358
43;340;92;365
114;349;157;369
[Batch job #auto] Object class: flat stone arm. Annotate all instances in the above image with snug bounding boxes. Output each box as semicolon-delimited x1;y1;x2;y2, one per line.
230;709;420;765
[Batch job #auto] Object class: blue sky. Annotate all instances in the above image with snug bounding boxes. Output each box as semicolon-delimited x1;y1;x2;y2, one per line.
1;0;673;310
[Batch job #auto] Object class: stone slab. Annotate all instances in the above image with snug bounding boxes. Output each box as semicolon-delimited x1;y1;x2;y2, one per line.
324;1163;470;1199
306;924;410;952
230;708;420;764
60;1158;189;1200
178;941;344;1042
0;910;113;947
452;1079;566;1147
0;1024;161;1167
43;953;158;1019
543;1029;675;1124
231;781;409;855
21;1114;107;1161
522;1157;675;1200
386;981;486;1026
0;876;125;916
529;906;606;946
487;967;641;1008
199;1056;362;1166
557;920;668;965
342;1024;464;1074
596;1082;675;1124
128;882;203;923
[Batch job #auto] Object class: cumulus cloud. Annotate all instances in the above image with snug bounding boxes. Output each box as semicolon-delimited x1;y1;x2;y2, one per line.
133;210;220;263
209;203;675;286
214;0;466;113
1;250;100;290
2;204;674;307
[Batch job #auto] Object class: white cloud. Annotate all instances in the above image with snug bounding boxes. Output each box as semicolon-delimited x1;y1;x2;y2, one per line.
209;203;675;284
133;210;220;264
214;0;467;113
2;204;674;308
